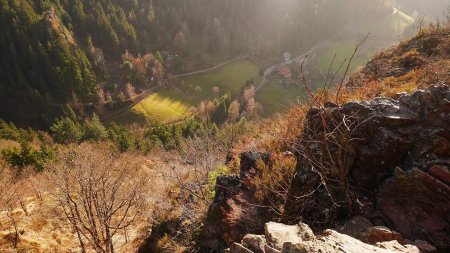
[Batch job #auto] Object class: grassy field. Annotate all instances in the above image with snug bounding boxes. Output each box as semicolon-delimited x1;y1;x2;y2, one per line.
256;80;308;116
179;59;261;100
109;88;194;125
317;41;371;75
110;60;261;125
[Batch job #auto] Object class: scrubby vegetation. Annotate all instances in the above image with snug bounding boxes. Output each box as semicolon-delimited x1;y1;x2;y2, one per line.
1;1;449;253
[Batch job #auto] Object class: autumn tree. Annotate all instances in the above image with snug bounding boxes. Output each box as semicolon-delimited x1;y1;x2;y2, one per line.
228;99;241;122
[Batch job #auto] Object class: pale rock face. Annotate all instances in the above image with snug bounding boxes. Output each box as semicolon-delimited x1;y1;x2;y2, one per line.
264;222;315;250
229;222;423;253
281;230;419;253
264;244;281;253
230;242;253;253
242;234;267;253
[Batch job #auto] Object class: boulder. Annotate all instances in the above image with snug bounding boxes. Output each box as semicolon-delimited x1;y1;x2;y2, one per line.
231;222;421;253
339;216;373;238
281;230;419;253
360;226;405;244
376;168;450;249
265;222;315;250
242;234;266;253
264;244;281;253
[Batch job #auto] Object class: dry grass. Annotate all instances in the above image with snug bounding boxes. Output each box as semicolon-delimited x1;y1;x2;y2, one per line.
0;143;200;252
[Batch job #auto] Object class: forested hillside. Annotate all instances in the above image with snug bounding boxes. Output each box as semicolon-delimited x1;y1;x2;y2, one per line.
0;0;396;127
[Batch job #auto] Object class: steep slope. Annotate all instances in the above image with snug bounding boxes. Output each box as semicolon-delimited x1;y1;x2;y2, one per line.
201;23;450;252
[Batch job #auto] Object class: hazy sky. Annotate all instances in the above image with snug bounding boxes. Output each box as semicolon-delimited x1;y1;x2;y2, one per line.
396;0;450;19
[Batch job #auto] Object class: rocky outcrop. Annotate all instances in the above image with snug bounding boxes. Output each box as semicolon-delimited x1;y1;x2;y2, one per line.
376;168;449;249
202;151;272;251
205;85;449;252
283;84;450;250
228;222;422;253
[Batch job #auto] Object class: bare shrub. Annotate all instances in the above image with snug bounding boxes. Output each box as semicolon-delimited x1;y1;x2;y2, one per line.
174;128;225;205
253;153;297;217
48;144;149;253
0;165;22;248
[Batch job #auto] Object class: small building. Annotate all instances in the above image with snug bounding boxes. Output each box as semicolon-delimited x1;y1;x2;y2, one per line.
276;65;292;79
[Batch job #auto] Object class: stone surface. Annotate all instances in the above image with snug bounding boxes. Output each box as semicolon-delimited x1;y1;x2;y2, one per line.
360;226;404;244
281;230;419;253
202;152;272;251
264;244;281;253
242;234;266;253
283;85;450;251
265;222;315;250
216;85;450;252
428;165;450;185
409;240;437;253
376;168;450;249
375;240;420;253
231;222;422;253
230;242;253;253
339;216;373;238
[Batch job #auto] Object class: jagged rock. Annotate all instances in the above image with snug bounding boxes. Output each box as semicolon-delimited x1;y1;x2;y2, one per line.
264;244;281;253
202;152;272;250
360;226;404;244
377;168;450;249
230;243;253;253
339;216;373;238
283;84;450;251
375;240;419;253
408;240;437;253
428;165;450;185
242;234;266;253
281;230;418;253
231;222;423;253
265;222;315;250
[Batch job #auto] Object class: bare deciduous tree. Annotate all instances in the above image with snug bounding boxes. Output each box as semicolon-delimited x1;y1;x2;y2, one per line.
48;145;149;253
